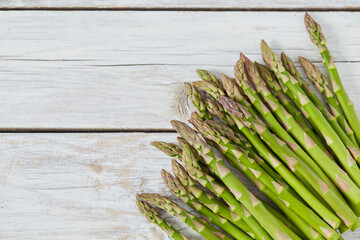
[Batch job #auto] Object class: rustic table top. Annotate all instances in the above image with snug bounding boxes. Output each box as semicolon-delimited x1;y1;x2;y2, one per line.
1;1;360;239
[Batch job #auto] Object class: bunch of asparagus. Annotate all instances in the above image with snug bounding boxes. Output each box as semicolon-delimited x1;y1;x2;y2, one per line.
136;13;360;239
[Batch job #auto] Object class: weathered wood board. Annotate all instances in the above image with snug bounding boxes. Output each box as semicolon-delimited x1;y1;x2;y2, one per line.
0;133;259;240
0;133;359;239
0;0;359;9
2;8;360;240
1;11;360;130
0;133;360;240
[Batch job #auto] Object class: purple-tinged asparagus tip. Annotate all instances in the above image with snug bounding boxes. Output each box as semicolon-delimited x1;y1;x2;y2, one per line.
171;120;199;143
219;95;244;120
219;95;238;111
240;52;251;64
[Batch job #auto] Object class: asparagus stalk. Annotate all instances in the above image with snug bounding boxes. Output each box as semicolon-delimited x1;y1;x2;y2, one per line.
206;118;303;197
280;53;359;154
179;142;272;240
171;159;258;238
305;13;360;147
162;169;252;240
172;120;302;240
191;112;288;189
244;56;360;207
255;61;332;155
191;111;289;190
261;40;360;192
255;62;311;129
299;56;359;147
138;193;231;240
227;95;359;229
177;137;221;180
151;139;261;238
235;54;341;201
252;178;325;240
184;82;212;120
235;54;318;164
219;95;347;229
136;197;190;240
191;114;339;240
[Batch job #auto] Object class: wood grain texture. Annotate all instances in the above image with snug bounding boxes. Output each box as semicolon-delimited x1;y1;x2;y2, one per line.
0;132;264;240
1;133;359;239
0;0;359;9
1;11;360;130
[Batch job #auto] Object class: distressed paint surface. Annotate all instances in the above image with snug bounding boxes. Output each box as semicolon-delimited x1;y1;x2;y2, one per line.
0;133;260;239
0;0;359;9
1;7;360;240
0;133;359;239
1;12;360;130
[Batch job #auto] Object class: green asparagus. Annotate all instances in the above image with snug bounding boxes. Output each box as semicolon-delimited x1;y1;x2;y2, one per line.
305;13;360;147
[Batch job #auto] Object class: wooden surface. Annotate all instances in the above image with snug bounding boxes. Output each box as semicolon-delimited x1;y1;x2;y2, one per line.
1;133;359;239
2;12;360;130
0;133;258;240
1;2;360;240
0;0;359;9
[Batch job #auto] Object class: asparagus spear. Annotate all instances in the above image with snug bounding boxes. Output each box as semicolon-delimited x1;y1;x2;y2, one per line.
255;62;312;130
191;112;288;189
162;169;252;240
177;137;221;180
151;140;260;238
172;120;302;240
136;197;190;240
219;95;345;229
244;56;360;207
171;159;258;238
235;54;340;201
196;69;225;92
138;193;231;240
184;82;212;120
179;143;272;240
255;61;332;155
261;40;360;192
196;75;259;124
191;114;339;240
299;56;359;147
305;13;360;146
227;95;360;229
235;54;318;164
151;141;182;159
251;178;325;240
280;53;359;154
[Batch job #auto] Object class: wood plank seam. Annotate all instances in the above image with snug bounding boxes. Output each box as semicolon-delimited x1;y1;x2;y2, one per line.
0;129;176;133
0;8;360;11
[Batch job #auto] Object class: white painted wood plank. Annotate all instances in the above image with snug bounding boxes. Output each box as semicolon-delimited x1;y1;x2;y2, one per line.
0;132;264;240
2;12;360;130
1;0;359;9
1;133;359;239
1;132;359;239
